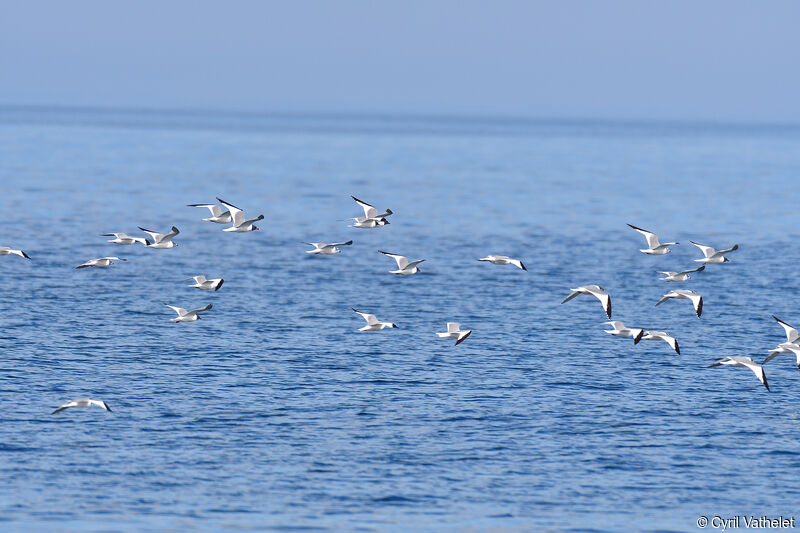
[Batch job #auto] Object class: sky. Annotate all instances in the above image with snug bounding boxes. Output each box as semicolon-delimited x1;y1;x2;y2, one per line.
1;1;799;122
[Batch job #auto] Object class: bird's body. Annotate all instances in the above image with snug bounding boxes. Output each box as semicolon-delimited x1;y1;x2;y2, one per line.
139;226;180;248
659;265;705;282
478;255;526;270
187;203;232;224
561;285;612;318
627;224;677;255
655;289;703;317
641;331;680;354
76;257;125;269
217;198;263;232
349;196;392;228
164;303;213;322
436;322;472;345
101;233;147;245
352;308;397;331
379;251;424;275
603;321;644;344
690;241;739;264
0;246;30;259
709;356;770;391
184;275;224;291
51;398;112;414
305;240;353;254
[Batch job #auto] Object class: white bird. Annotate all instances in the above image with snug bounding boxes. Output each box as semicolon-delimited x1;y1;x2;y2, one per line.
561;285;612;319
0;246;30;259
436;322;472;345
763;342;800;372
101;232;147;245
655;289;703;317
478;255;526;271
52;398;112;414
139;226;180;248
217;198;263;232
76;257;126;269
187;203;232;224
658;265;705;282
641;331;680;354
305;240;353;254
349;196;392;228
603;321;644;344
709;356;770;391
352;308;398;331
690;241;739;264
379;250;424;275
164;302;213;322
627;224;678;255
184;275;224;291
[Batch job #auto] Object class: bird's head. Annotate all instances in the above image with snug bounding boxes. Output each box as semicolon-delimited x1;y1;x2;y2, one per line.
723;257;729;262
252;225;261;231
391;323;398;328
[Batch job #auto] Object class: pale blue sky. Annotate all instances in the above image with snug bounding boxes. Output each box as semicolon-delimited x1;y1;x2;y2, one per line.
1;1;799;121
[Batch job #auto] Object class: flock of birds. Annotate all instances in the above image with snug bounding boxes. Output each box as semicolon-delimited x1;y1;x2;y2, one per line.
1;201;790;415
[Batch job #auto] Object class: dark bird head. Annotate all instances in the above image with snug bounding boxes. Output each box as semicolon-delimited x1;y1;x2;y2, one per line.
723;257;729;262
252;225;261;231
391;323;398;328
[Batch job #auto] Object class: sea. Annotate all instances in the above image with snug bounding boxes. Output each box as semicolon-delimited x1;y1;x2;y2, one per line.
1;106;799;532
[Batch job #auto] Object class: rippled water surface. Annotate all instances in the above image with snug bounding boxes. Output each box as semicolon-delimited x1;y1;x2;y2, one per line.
1;108;800;532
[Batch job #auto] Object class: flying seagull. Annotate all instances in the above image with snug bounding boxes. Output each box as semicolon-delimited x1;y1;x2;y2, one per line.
436;322;472;345
352;308;398;331
217;198;264;232
101;233;147;245
52;398;112;414
690;241;739;264
0;246;30;259
561;285;611;319
305;240;353;254
164;302;213;322
349;196;392;228
603;321;644;344
658;265;705;282
187;203;232;224
139;226;180;248
709;356;770;391
379;251;424;275
655;289;703;318
627;224;678;255
76;257;126;269
478;255;526;270
641;331;680;354
184;275;224;291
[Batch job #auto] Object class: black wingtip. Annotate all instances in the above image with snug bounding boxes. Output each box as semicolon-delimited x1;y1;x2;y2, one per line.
455;330;472;346
344;240;353;245
22;251;31;259
215;279;224;291
633;330;643;344
520;262;527;271
674;342;680;355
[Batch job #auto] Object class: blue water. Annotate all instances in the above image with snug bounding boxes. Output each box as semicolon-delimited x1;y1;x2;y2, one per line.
1;107;800;532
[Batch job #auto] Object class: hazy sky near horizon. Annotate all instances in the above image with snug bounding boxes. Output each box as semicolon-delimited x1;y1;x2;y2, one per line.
2;1;799;122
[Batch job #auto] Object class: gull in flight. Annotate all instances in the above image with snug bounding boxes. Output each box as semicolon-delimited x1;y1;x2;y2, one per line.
349;196;392;228
139;226;180;248
627;224;678;255
436;322;472;345
184;275;224;291
217;198;264;232
762;316;800;371
0;246;30;259
187;203;232;224
164;302;213;322
478;255;526;271
352;308;398;331
655;289;703;317
379;251;424;275
658;265;705;282
690;241;739;264
76;257;126;269
561;285;611;319
641;331;680;354
305;240;353;254
709;356;770;391
603;321;644;344
52;398;112;414
101;232;147;245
